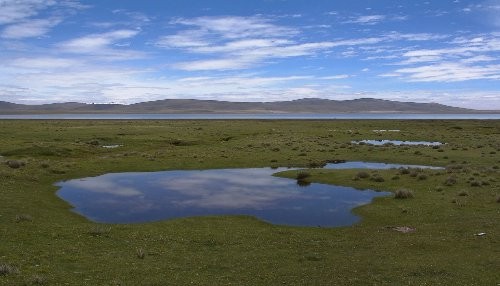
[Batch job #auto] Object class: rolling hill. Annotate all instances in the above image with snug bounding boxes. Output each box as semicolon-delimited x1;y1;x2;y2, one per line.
0;98;493;114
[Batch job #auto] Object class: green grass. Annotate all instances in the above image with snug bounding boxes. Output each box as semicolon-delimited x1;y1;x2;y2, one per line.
0;119;499;285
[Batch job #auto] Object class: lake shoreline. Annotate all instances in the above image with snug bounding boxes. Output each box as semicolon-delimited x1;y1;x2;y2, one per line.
2;113;500;120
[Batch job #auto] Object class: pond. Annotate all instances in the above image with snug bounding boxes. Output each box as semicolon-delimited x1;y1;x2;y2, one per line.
352;140;443;146
55;161;442;227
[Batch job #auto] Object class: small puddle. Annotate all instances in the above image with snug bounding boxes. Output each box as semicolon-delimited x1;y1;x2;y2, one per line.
102;145;123;148
55;161;441;227
325;161;444;170
352;140;443;146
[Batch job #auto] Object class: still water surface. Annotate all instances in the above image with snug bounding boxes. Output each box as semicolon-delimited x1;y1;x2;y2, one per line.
351;140;443;146
2;113;500;120
56;161;441;227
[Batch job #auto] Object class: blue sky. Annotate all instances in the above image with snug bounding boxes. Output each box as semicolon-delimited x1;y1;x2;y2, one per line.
0;0;499;109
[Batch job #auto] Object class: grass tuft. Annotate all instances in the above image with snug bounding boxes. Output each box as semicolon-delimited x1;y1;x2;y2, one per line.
15;214;33;223
394;189;414;199
0;263;19;276
136;248;146;259
370;175;385;182
296;171;311;180
444;176;457;186
356;171;370;179
88;225;111;237
27;274;47;285
6;160;25;169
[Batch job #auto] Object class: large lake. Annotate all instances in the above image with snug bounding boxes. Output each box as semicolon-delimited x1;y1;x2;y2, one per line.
56;162;443;227
1;113;500;120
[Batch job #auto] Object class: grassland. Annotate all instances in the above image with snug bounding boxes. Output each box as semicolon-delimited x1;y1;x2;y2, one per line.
0;119;498;285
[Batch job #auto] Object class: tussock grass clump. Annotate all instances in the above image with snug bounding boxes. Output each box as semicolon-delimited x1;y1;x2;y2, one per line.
296;171;311;186
0;263;19;276
136;248;146;259
394;189;414;199
399;168;410;175
444;176;458;186
6;160;25;169
470;181;481;187
356;171;370;179
496;195;500;203
307;161;326;168
27;274;47;285
15;214;33;223
370;175;385;182
418;174;428;180
88;225;111;237
409;170;419;177
296;171;311;180
458;190;468;196
452;198;466;207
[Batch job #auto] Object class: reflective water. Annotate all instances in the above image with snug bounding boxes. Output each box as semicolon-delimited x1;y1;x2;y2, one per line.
325;161;444;170
2;113;500;120
56;161;441;227
352;140;443;146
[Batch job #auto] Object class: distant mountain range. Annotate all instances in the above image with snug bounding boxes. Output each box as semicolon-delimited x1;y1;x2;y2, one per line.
0;98;497;114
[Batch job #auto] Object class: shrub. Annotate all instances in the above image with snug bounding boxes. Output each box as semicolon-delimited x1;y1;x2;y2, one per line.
458;190;468;196
496;195;500;203
395;189;414;199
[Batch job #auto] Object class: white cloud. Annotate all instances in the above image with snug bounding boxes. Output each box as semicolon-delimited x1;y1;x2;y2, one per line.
1;17;61;38
320;75;350;80
9;57;81;69
344;15;386;25
174;58;256;71
386;62;500;82
170;16;298;39
382;34;500;81
158;16;385;71
0;0;56;25
383;31;448;41
58;29;145;60
0;0;88;38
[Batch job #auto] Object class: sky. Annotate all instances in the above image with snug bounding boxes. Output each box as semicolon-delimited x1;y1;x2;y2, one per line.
0;0;499;109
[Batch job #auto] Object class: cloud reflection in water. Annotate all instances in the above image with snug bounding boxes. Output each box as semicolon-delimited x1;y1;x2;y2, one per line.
56;167;390;227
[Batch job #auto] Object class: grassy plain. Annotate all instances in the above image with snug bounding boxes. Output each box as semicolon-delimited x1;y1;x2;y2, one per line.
0;119;498;285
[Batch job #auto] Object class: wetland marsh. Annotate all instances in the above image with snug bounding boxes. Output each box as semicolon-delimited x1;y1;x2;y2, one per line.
0;119;499;285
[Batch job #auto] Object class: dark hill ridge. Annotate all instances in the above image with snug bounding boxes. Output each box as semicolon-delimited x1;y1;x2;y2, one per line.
0;98;495;114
